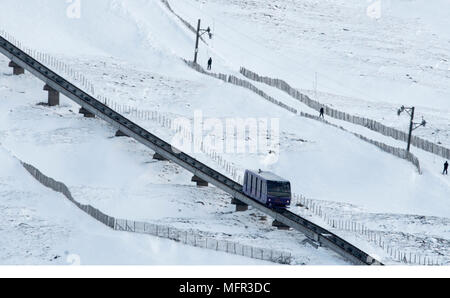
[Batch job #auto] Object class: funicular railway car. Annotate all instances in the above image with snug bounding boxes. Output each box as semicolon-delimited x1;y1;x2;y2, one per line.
243;170;291;209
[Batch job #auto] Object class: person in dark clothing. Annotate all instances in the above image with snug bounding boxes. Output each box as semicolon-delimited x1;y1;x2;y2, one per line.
319;107;325;118
207;57;213;70
444;161;449;175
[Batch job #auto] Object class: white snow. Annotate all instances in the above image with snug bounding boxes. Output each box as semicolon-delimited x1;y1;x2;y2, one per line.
0;145;272;265
0;0;449;265
168;0;450;145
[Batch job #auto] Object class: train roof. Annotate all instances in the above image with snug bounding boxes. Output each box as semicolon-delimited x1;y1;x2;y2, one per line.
246;170;290;182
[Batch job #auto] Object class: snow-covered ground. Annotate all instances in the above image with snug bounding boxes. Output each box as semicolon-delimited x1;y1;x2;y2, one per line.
0;57;347;265
0;0;449;265
168;0;450;146
0;145;273;265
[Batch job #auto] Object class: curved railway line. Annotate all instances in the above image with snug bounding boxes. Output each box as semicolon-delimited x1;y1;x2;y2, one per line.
0;35;382;265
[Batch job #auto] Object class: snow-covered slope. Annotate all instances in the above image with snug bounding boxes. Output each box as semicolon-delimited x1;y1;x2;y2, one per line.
0;56;348;265
168;0;450;146
0;0;449;265
0;145;271;265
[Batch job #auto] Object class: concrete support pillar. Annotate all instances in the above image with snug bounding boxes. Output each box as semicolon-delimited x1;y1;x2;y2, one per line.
191;175;208;187
8;61;24;75
272;220;290;230
301;238;320;249
231;198;248;212
115;130;129;137
153;152;168;161
43;84;59;106
79;107;95;118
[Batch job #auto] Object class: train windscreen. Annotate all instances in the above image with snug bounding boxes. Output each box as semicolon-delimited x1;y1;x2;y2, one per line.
267;181;291;197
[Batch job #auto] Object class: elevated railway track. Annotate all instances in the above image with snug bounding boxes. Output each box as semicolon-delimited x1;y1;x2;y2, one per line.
0;34;382;265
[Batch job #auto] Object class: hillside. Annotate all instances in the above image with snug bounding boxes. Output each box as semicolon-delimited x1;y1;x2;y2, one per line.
0;0;448;265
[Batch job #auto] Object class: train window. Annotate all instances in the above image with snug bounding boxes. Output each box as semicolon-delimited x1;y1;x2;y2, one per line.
249;173;253;194
267;181;291;197
256;177;260;197
244;172;248;191
252;175;256;195
260;180;263;195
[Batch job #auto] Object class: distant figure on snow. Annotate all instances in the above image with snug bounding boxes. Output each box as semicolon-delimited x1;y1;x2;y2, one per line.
207;57;213;70
443;161;449;175
319;107;325;118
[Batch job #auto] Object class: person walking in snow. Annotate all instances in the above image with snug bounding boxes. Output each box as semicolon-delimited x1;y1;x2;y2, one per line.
207;57;213;70
443;161;449;175
319;107;325;118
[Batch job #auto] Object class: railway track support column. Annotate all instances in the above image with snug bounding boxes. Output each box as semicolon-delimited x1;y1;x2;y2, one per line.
8;61;24;75
301;238;320;249
192;175;208;187
43;84;59;106
79;107;95;118
231;198;248;212
272;220;290;230
153;152;168;161
115;130;129;137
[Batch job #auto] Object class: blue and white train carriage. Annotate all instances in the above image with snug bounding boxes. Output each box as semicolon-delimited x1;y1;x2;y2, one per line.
243;170;291;209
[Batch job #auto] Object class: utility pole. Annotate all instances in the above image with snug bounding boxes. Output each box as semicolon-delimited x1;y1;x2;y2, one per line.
193;19;212;64
406;106;415;152
397;106;426;152
194;19;201;64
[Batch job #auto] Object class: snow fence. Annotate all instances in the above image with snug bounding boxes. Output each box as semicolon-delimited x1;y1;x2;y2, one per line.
184;60;421;174
101;98;443;265
20;162;292;265
293;194;447;266
0;28;421;174
240;67;450;161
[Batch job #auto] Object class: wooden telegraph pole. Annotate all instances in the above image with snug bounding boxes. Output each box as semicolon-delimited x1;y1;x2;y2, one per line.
397;106;426;152
193;19;212;64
